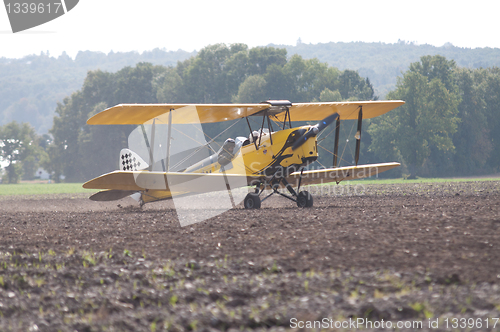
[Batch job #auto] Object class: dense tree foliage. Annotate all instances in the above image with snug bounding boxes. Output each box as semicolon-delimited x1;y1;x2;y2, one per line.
0;49;194;133
49;63;160;182
43;44;374;182
156;45;372;105
3;42;500;135
280;41;500;98
0;121;45;183
369;55;500;178
369;56;460;178
19;45;500;182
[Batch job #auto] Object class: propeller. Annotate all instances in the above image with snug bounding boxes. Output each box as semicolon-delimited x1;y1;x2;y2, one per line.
291;112;339;151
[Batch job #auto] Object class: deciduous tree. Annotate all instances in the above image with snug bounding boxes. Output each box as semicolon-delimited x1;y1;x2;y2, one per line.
369;56;460;178
0;121;43;183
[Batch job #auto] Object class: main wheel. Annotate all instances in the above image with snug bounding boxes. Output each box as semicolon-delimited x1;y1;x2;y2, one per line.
296;191;313;208
244;192;261;209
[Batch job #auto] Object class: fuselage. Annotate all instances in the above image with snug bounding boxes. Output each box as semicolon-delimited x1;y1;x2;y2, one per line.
184;125;318;177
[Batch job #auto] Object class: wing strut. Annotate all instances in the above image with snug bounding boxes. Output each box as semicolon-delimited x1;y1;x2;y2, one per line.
140;124;154;171
281;110;288;130
333;117;340;168
221;166;236;208
149;118;156;172
266;114;274;145
280;107;292;130
354;106;363;166
257;113;266;147
245;117;259;151
165;109;173;171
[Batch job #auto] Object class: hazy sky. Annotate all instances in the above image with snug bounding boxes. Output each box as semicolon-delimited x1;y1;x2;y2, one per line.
1;0;499;59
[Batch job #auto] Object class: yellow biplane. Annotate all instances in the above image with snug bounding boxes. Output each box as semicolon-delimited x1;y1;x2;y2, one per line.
83;100;403;209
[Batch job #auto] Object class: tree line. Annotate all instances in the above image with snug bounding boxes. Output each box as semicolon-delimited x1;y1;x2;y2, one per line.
368;55;500;178
3;41;500;135
283;40;500;97
1;44;499;183
39;43;373;183
0;49;194;134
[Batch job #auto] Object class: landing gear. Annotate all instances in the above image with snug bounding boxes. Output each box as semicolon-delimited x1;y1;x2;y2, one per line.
296;191;313;208
248;170;314;209
244;193;261;209
292;168;313;208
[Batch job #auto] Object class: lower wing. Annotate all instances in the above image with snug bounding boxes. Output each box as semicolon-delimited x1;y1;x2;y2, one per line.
83;163;399;202
83;171;260;193
286;162;400;185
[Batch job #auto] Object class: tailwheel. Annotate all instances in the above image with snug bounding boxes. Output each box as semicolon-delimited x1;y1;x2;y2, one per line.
296;191;313;208
244;192;261;209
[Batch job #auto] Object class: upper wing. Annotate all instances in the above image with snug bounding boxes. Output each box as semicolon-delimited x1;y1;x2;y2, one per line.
87;104;270;125
87;100;404;125
277;100;405;121
286;162;401;185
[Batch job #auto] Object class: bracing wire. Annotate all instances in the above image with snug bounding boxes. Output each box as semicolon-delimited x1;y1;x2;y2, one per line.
169;118;243;171
316;106;360;168
339;120;356;167
317;145;351;167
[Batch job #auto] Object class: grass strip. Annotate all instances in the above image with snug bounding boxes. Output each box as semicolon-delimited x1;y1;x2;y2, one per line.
0;183;94;196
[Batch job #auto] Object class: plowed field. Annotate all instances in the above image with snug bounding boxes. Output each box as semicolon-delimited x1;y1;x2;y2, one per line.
1;180;499;331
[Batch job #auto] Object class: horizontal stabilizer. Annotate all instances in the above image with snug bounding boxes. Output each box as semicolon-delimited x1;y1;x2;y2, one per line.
83;171;143;191
89;190;139;201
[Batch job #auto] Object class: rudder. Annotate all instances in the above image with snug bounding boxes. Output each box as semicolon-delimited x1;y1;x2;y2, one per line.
119;148;148;171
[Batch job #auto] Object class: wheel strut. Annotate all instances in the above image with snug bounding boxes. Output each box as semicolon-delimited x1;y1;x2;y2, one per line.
250;174;314;208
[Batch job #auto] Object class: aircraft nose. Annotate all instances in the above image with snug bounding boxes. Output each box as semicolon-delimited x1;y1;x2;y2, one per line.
292;113;338;151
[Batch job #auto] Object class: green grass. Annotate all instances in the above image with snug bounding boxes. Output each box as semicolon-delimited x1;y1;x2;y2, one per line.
0;183;94;196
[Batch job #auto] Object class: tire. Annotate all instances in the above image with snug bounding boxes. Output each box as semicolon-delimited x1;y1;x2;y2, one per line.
296;191;313;208
244;193;261;209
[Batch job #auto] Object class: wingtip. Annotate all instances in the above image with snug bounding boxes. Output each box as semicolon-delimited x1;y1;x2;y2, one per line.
82;180;93;189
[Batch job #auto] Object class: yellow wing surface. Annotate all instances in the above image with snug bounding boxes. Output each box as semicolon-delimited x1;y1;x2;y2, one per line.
83;163;399;197
83;171;258;193
87;104;270;125
87;101;404;125
280;100;405;121
286;162;401;186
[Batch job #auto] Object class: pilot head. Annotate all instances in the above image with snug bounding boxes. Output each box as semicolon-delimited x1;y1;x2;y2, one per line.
249;130;260;143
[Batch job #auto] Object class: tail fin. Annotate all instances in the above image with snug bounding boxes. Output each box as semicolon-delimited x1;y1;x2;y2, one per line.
119;148;149;171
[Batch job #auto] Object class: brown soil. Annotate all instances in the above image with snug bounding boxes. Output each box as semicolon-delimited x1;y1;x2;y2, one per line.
0;181;499;331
